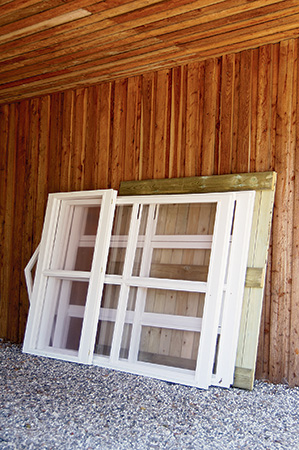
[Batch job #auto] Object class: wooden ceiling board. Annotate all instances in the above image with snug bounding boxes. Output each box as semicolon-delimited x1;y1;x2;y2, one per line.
0;0;166;59
158;0;299;41
0;9;92;45
0;0;294;67
1;0;299;104
0;1;71;27
0;0;214;59
2;13;296;79
0;1;96;36
0;1;284;71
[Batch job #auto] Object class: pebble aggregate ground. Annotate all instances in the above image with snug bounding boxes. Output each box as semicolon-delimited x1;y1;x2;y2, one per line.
0;341;298;450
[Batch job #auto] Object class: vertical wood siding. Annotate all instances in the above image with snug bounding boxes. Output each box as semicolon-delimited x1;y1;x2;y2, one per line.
0;38;299;386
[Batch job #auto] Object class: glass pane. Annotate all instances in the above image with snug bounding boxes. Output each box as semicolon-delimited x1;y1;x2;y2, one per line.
112;205;132;235
138;327;200;371
48;280;88;351
132;206;149;276
133;202;215;279
212;334;221;375
74;247;94;271
144;289;205;318
51;205;101;271
94;321;115;356
119;324;132;359
127;287;137;311
118;288;137;359
101;284;120;309
106;205;133;275
139;205;149;236
69;281;89;306
31;260;37;286
150;248;211;282
132;247;143;276
156;203;216;235
94;284;121;357
106;247;126;275
84;206;101;235
65;318;83;350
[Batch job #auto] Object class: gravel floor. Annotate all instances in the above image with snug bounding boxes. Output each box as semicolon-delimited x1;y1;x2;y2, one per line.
0;341;298;450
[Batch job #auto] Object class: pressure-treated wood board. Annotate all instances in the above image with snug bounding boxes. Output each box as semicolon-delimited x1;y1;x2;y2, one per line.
119;171;276;195
234;189;276;389
119;171;277;389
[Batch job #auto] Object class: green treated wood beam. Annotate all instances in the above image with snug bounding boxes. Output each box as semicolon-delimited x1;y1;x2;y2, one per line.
119;172;277;196
245;267;265;288
233;367;255;390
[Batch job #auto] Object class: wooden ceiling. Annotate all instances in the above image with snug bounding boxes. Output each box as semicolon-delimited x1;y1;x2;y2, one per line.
1;0;299;105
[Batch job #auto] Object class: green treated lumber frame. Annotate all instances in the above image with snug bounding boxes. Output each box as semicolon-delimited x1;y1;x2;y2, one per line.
119;171;277;390
120;172;276;196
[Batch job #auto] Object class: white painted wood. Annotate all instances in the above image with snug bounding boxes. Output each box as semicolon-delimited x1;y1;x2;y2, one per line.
105;235;213;249
194;195;235;388
27;347;81;363
62;198;102;206
42;270;91;279
92;356;198;387
23;195;61;352
68;305;85;318
213;191;255;386
49;202;74;269
78;190;117;364
24;244;40;302
122;276;208;293
128;204;159;363
23;190;117;363
37;203;89;351
141;313;206;332
116;193;230;205
24;189;254;389
52;206;88;349
109;203;143;363
78;236;96;246
50;191;105;200
152;235;213;242
103;274;210;292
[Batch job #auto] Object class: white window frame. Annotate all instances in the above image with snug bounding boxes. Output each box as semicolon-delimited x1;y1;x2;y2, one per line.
23;189;117;364
23;189;255;389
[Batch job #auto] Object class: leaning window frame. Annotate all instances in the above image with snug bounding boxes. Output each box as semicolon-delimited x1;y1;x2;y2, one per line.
23;189;255;389
23;189;117;364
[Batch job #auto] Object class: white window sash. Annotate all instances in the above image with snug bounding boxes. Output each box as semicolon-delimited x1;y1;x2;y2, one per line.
23;190;255;389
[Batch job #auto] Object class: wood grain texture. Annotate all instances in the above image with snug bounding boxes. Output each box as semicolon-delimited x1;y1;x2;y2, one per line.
119;172;276;195
245;268;265;289
232;50;252;173
96;83;112;189
289;43;299;387
185;62;204;177
270;40;295;383
4;103;18;338
235;189;276;389
218;53;235;174
1;39;299;385
0;104;9;338
8;101;28;342
2;1;299;104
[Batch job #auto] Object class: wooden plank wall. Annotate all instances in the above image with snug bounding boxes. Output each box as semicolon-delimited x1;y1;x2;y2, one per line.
0;37;298;386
